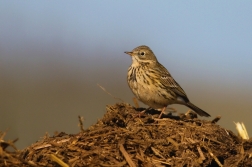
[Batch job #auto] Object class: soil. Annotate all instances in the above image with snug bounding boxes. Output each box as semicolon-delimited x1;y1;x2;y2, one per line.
1;103;252;167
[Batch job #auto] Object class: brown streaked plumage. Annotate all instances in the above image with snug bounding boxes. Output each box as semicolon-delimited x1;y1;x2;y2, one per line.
125;45;210;118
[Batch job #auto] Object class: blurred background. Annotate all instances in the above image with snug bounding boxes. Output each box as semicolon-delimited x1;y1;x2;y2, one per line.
0;1;251;149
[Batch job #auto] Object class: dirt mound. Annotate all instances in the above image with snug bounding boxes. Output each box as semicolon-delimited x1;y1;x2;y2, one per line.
1;103;252;166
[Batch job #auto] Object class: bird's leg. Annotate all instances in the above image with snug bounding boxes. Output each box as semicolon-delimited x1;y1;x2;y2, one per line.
158;106;167;119
134;107;151;118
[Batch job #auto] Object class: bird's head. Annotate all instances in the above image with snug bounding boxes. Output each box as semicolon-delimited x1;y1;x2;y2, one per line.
125;45;157;64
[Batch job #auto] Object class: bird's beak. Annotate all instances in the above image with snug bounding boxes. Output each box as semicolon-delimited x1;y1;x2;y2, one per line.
124;51;133;56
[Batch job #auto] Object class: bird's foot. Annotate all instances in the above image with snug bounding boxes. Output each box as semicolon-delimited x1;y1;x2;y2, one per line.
157;107;167;119
132;107;151;118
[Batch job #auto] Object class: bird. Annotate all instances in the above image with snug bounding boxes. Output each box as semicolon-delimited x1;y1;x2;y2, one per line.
125;45;210;118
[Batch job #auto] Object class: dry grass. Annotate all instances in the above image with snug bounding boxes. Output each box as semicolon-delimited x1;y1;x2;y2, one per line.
1;103;252;166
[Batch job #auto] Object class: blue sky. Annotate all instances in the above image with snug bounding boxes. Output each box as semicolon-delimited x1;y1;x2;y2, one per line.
1;1;251;80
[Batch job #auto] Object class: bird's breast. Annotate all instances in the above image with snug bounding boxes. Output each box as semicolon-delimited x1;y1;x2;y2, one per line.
127;65;172;109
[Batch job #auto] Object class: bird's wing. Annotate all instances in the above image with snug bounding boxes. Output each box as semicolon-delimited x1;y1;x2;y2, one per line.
154;62;189;101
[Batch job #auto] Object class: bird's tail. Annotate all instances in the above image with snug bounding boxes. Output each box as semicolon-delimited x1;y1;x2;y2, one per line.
186;102;211;117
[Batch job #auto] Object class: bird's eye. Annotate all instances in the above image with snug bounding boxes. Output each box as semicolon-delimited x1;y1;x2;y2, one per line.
140;52;145;56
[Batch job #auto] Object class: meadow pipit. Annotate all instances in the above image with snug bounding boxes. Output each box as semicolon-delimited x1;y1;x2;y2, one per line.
125;45;210;118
